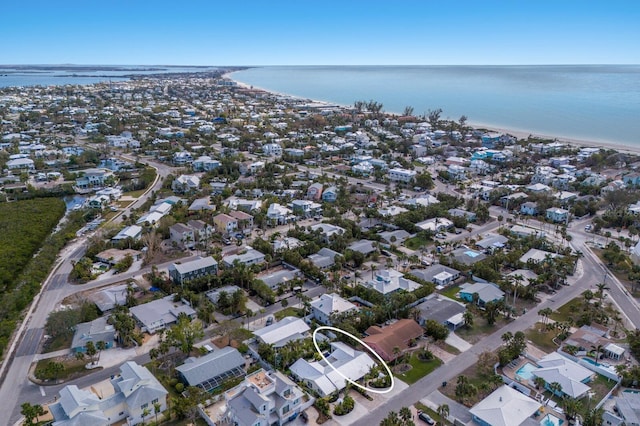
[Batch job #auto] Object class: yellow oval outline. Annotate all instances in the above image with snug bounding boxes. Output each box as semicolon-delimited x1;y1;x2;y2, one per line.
312;325;395;395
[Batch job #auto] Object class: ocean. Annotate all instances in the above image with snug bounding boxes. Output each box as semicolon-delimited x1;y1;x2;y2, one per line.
231;65;640;148
0;65;218;88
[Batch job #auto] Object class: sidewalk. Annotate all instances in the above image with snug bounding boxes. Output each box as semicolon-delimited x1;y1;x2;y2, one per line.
33;348;71;361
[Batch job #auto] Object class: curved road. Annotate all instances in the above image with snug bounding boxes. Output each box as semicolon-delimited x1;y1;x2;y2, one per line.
0;158;175;426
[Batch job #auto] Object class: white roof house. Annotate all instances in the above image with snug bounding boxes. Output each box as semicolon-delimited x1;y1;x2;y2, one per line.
310;293;358;325
519;248;560;264
532;352;593;399
470;385;541;426
130;295;196;333
253;316;310;348
289;342;376;396
362;269;421;295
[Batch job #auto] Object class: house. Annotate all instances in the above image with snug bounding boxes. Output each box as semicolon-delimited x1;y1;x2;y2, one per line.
388;168;417;183
257;266;302;290
192;155;221;172
49;362;168;426
222;247;266;268
546;207;570;223
130;295;196;333
378;229;411;246
309;223;345;243
75;168;114;189
519;248;559;264
403;193;440;208
475;233;508;252
612;391;640;426
173;151;193;165
289;342;375;397
187;219;213;241
71;317;115;353
229;210;254;230
206;285;242;304
347;239;377;256
362;269;422;295
6;157;35;170
227;198;262;213
291;200;322;218
562;324;625;360
510;225;545;239
469;385;541;426
307;183;323;200
410;265;460;287
322;186;338;202
188;197;215;212
448;208;477;222
520;202;538;216
363;319;424;362
310;293;358;325
224;369;309;426
90;284;131;312
172;174;200;194
307;247;341;269
262;143;283;156
176;346;245;392
169;223;195;249
168;256;218;285
415;217;453;233
378;205;408;217
531;352;593;399
459;282;504;307
267;203;293;225
272;236;303;252
415;294;466;329
213;213;238;234
254;316;310;348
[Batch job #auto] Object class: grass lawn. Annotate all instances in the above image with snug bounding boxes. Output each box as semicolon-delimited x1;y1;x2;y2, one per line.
42;335;72;353
455;311;508;345
525;323;560;353
439;285;461;300
437;341;461;355
550;298;582;323
394;353;442;385
274;307;303;321
405;235;432;250
123;188;147;198
115;200;133;208
34;356;101;382
589;373;618;403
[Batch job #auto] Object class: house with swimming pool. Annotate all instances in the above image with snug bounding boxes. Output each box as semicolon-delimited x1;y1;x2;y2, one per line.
470;385;542;426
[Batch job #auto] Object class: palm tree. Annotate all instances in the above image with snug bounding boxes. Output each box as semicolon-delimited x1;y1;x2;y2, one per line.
463;310;474;328
548;382;563;398
141;407;151;425
393;346;402;365
591;344;604;366
437;404;450;425
154;401;162;424
533;376;546;390
595;282;610;304
399;406;412;424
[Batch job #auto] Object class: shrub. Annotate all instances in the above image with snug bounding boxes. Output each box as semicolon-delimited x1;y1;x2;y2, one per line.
175;382;184;393
333;395;355;416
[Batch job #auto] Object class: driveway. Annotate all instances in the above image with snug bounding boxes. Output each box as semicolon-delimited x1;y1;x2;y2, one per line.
446;332;472;352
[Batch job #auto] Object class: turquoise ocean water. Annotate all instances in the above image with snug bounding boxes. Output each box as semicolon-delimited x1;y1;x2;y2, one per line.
231;65;640;147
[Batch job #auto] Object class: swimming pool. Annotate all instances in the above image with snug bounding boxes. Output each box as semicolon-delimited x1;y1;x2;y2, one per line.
582;357;611;368
540;413;564;426
515;362;538;381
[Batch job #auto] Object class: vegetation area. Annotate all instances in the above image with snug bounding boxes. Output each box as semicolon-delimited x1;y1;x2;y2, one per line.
43;301;100;352
0;206;88;358
394;350;442;385
34;356;99;382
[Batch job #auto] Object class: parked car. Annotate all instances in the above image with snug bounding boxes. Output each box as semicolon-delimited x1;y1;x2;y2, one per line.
222;238;232;245
265;316;274;326
417;411;435;425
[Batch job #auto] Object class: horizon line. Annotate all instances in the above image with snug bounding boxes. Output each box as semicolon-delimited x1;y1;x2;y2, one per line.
1;63;639;67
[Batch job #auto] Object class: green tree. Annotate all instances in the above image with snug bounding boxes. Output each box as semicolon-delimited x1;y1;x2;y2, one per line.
85;341;97;364
20;402;37;425
437;404;450;425
166;314;204;355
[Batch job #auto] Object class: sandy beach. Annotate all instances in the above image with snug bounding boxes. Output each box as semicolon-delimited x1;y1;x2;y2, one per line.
225;72;640;157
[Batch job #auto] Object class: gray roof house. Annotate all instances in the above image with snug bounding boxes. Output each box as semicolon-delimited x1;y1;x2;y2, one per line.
410;265;461;288
475;233;508;251
206;285;242;304
254;316;310;348
71;317;115;353
377;229;411;245
451;247;487;265
168;256;218;285
176;346;246;392
90;283;131;312
459;282;505;307
223;247;266;268
257;266;302;290
130;295;196;333
49;361;168;426
307;247;341;269
347;239;377;255
415;294;466;329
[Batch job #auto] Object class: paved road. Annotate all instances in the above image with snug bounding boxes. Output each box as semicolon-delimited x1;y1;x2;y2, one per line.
0;158;176;426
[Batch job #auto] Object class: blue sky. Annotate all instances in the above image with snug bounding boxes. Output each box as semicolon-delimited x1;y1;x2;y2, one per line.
3;0;639;65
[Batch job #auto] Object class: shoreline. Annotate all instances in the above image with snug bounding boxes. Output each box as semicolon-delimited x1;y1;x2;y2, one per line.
225;71;640;157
